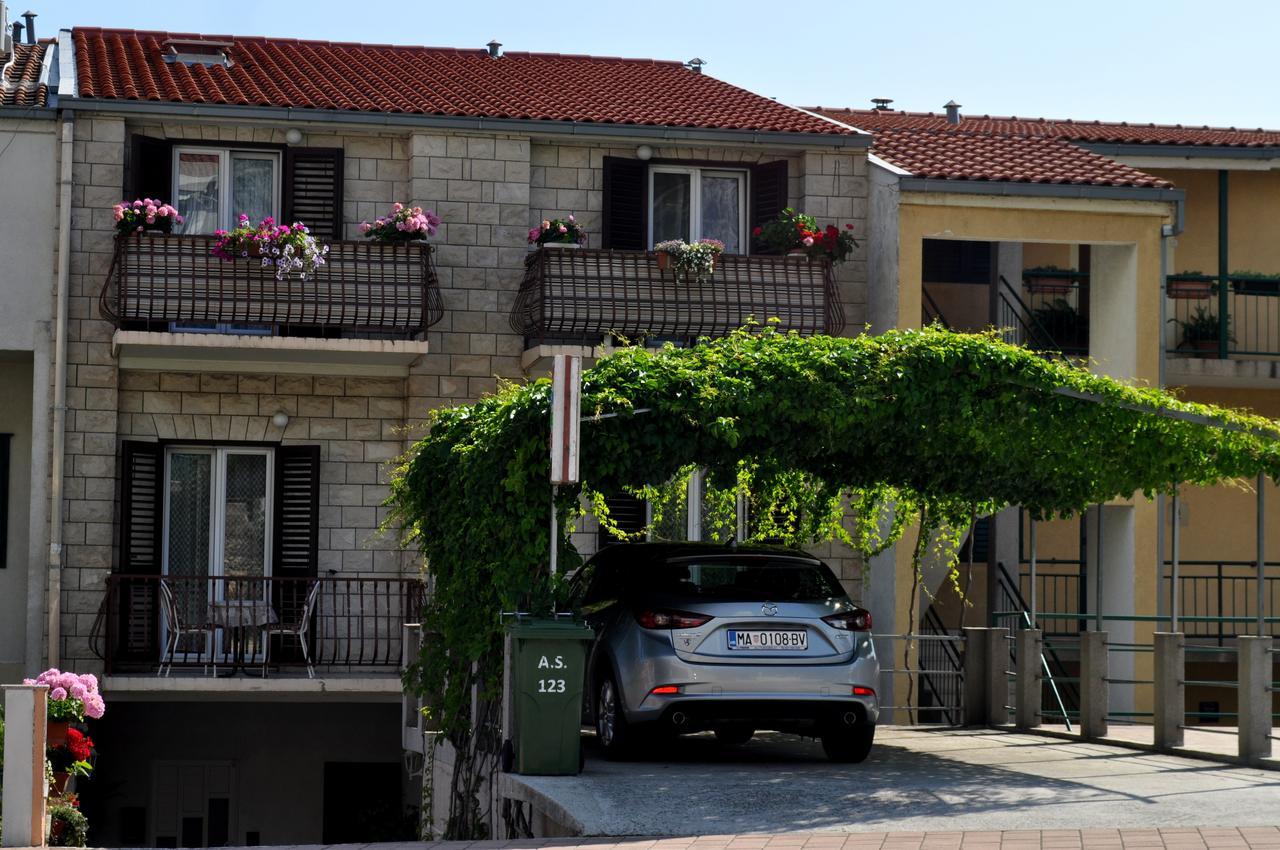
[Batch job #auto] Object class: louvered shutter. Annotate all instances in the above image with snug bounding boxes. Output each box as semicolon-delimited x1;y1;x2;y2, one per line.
272;445;320;578
749;160;789;254
598;492;648;548
283;147;344;241
130;135;174;204
601;157;647;250
119;440;163;660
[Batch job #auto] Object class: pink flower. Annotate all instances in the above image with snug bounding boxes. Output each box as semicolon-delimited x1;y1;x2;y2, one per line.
359;222;372;233
50;687;67;700
558;224;568;233
393;202;404;212
22;678;34;685
70;683;87;699
541;220;550;230
84;695;105;719
802;236;814;246
567;214;575;223
528;227;540;242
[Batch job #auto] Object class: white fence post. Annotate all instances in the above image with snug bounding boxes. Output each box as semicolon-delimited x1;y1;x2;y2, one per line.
1079;630;1109;739
2;684;48;848
1015;629;1043;730
1153;632;1185;749
1238;635;1272;763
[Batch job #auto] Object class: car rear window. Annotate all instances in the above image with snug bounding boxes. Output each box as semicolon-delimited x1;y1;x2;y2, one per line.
625;557;845;601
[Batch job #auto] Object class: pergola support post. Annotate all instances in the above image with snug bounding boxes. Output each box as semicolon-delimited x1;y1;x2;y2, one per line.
1079;630;1109;739
1153;631;1185;750
1238;636;1273;763
1;684;48;848
1015;628;1043;730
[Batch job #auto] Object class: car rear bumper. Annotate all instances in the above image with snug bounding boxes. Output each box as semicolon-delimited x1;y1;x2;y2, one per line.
648;695;878;732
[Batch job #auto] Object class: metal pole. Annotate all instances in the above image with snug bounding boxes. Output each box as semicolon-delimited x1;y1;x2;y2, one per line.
1094;505;1104;631
1171;485;1181;632
1257;472;1266;636
1029;519;1038;629
1217;169;1230;361
550;484;558;577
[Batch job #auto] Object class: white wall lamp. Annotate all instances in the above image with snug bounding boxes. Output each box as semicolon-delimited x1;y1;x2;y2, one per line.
635;144;653;161
285;128;303;145
271;412;290;429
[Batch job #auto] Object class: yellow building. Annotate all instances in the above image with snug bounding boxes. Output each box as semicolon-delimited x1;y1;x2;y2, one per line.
818;103;1280;723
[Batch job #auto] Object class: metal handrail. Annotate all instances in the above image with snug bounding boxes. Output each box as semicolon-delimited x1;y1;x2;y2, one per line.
994;561;1078;727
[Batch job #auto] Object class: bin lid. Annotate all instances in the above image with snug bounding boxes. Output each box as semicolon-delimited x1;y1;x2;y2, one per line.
505;617;594;639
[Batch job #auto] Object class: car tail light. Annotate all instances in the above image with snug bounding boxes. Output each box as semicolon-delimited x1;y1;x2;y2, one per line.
823;608;872;631
635;609;713;629
852;686;876;697
650;685;681;696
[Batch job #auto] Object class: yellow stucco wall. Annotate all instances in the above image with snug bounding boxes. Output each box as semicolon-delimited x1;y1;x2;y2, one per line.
1146;167;1280;277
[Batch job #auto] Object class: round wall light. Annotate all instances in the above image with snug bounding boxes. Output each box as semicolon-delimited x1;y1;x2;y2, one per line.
285;128;303;145
271;412;290;429
635;144;653;161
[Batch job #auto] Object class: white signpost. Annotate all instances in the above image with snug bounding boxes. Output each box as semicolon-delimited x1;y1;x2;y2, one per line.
548;355;581;576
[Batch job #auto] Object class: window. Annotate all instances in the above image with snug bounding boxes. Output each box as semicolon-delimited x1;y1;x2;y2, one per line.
173;147;281;233
648;166;747;254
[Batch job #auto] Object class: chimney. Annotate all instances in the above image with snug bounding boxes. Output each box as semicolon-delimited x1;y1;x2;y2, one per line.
944;100;962;125
20;8;32;43
486;39;501;58
685;57;706;74
10;20;20;49
871;98;893;111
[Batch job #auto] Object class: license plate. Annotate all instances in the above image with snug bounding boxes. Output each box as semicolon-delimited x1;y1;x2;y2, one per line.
727;629;807;651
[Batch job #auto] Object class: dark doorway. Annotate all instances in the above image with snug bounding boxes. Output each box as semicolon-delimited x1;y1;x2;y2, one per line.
321;762;412;844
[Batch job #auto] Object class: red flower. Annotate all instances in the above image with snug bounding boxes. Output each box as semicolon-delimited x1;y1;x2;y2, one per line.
752;226;762;236
64;728;93;762
845;223;854;230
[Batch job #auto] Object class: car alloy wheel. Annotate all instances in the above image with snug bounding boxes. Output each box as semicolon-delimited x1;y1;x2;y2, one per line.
597;679;618;747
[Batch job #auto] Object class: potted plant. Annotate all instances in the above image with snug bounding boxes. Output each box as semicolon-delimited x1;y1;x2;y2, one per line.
113;199;183;236
1023;266;1080;296
1170;307;1232;356
358;202;440;242
752;208;859;261
212;215;330;281
48;797;89;847
1167;271;1216;299
1030;298;1088;352
48;727;95;796
652;239;725;281
23;669;106;746
528;216;586;249
1229;269;1280;296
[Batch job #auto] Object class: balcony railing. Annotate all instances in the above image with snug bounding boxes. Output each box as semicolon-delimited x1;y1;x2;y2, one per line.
510;247;844;344
1166;275;1280;359
92;574;426;675
100;233;443;337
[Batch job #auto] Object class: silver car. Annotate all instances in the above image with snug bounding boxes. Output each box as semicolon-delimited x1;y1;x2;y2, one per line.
571;542;879;762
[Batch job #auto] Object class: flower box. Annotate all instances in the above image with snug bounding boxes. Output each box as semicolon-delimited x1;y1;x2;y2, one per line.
1167;274;1215;300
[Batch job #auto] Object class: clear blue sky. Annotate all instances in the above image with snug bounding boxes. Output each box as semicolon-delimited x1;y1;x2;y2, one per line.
41;0;1280;129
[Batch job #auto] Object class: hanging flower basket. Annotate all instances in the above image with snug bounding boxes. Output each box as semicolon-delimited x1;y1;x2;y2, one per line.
1023;268;1079;296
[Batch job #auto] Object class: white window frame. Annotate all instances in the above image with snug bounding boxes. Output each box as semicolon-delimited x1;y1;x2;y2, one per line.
160;446;275;659
171;146;282;233
647;166;749;254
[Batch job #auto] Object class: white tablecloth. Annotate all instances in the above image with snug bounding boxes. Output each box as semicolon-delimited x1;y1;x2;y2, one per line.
208;600;280;629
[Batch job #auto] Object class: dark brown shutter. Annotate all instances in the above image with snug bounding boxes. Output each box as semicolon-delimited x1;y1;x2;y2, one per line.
119;440;163;662
749;160;789;254
601;157;647;250
121;440;163;575
598;492;647;548
272;444;320;578
129;135;173;204
283;147;344;241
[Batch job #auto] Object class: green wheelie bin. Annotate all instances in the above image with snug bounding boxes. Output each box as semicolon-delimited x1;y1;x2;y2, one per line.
505;618;595;775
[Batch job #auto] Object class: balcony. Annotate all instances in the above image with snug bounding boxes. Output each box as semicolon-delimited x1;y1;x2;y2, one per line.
1166;274;1280;386
92;574;425;691
99;233;443;375
510;248;844;357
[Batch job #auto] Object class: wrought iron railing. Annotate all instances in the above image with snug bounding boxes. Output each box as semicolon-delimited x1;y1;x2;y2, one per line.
998;275;1089;357
510;247;844;343
1160;560;1280;644
92;574;426;675
1166;275;1280;359
100;233;443;337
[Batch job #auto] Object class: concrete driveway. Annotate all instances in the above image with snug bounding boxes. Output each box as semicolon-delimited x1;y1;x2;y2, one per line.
503;727;1280;836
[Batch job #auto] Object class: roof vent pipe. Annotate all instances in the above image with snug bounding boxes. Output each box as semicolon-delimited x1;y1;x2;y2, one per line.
944;100;961;124
871;98;893;111
685;57;706;74
10;21;20;47
20;9;33;43
486;39;501;57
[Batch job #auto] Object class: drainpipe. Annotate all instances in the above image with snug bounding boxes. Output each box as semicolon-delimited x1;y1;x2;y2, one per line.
48;112;73;667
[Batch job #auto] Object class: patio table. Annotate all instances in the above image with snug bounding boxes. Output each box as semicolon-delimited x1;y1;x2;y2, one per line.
208;599;280;675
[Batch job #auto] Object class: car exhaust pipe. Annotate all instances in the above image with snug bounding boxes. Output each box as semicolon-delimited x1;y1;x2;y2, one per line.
842;711;859;726
671;711;689;727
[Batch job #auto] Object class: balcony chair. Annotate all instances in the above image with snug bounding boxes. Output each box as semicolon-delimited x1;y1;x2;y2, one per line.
261;579;322;678
157;578;218;677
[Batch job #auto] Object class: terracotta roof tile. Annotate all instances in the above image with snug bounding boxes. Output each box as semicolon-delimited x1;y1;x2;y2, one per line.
72;28;852;136
1;40;52;107
818;108;1280;148
871;128;1174;188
